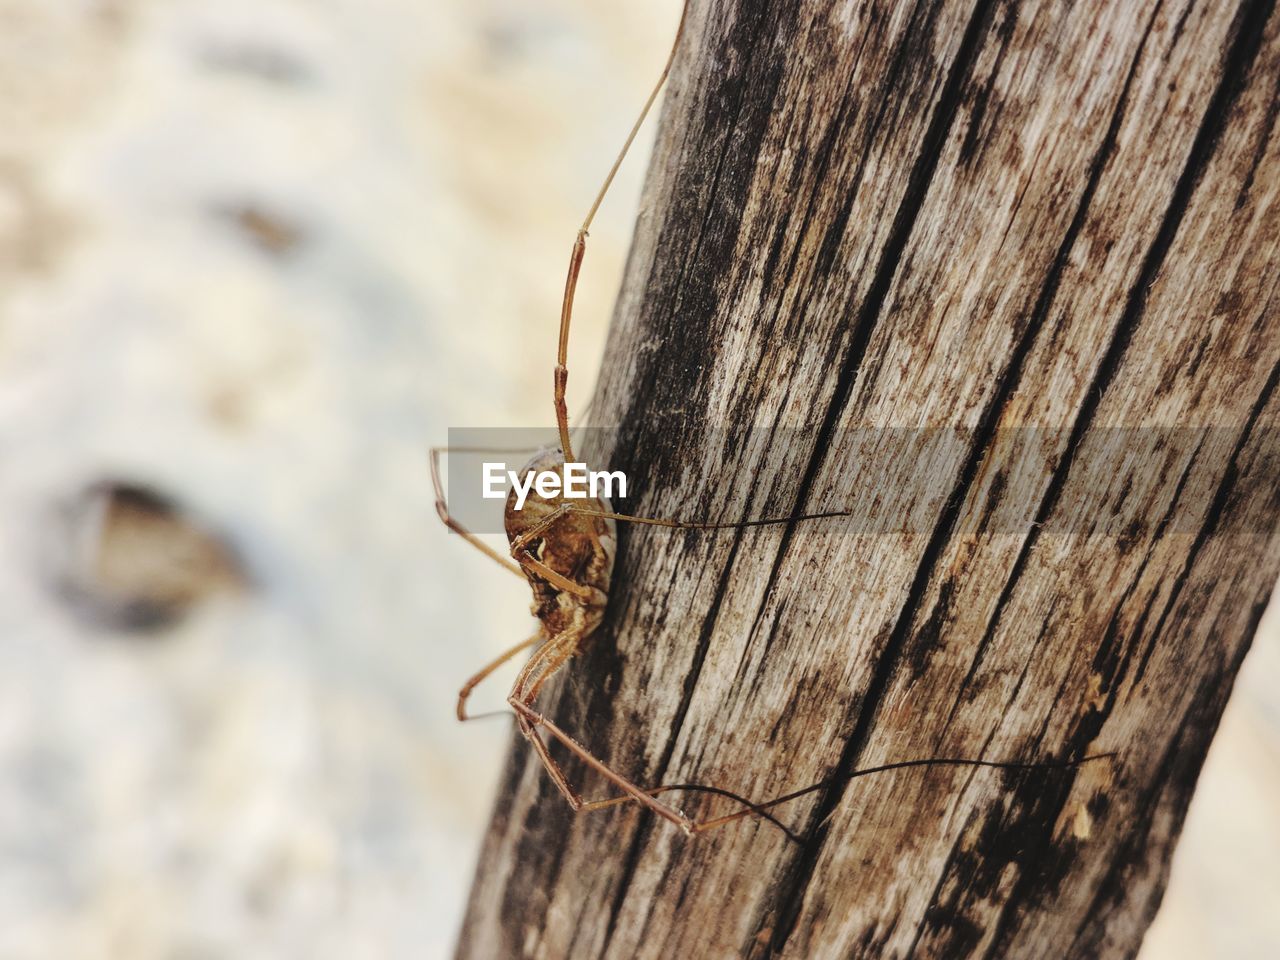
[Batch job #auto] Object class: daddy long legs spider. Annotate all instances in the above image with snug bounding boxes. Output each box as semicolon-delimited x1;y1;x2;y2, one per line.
430;2;1113;839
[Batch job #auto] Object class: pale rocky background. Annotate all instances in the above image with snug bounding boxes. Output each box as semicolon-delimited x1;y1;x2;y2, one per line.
0;1;1273;958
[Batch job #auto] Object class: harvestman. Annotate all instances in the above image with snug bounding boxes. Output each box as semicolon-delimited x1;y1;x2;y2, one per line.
431;7;1112;839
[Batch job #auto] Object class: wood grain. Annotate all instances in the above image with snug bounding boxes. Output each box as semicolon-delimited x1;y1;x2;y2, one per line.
457;0;1280;956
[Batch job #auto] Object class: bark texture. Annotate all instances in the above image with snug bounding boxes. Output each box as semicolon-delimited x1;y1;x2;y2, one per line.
458;0;1280;957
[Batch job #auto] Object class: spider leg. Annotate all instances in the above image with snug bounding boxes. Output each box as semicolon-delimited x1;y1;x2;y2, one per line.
516;703;806;836
430;446;525;577
515;635;583;705
521;713;588;809
566;504;856;530
554;4;688;461
513;699;1118;837
577;784;804;843
457;632;542;722
509;698;697;833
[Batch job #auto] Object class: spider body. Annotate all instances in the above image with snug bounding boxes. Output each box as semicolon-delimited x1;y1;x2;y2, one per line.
503;448;615;708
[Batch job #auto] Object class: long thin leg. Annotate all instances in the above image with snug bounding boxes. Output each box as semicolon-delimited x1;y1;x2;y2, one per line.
572;505;856;531
508;502;855;562
512;630;579;703
522;714;588;809
555;3;690;462
457;633;541;721
509;698;698;833
679;752;1119;834
577;784;804;842
607;756;1119;835
516;695;1117;837
518;709;801;844
504;498;849;607
519;634;583;704
430;446;525;577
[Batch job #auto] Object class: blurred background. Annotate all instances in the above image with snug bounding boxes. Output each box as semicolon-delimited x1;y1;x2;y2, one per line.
0;1;1274;957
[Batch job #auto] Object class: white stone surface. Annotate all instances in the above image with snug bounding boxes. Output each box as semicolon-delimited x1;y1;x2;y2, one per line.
0;1;673;956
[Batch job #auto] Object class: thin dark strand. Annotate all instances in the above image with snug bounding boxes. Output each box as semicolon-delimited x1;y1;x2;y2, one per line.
608;753;1118;841
742;751;1118;820
571;505;857;530
461;709;518;723
845;752;1118;782
640;784;805;843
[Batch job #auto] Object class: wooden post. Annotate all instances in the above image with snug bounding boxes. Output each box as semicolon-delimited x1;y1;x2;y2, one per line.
458;0;1280;956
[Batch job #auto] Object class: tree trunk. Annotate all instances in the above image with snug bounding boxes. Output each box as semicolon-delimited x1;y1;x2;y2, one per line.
457;0;1280;957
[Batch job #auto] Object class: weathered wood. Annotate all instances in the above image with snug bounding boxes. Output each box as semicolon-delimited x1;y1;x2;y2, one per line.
457;0;1280;957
